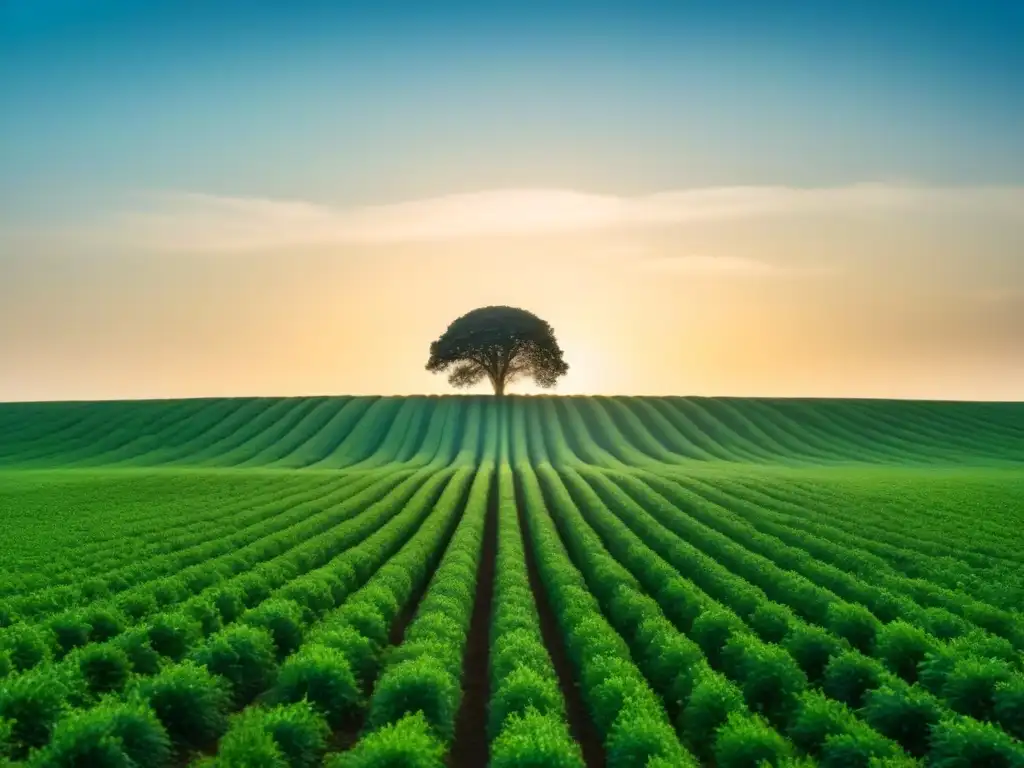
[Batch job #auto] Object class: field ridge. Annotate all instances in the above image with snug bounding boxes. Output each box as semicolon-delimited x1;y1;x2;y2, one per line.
2;395;1023;468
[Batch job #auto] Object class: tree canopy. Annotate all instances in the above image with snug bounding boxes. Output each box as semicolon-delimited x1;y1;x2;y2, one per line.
425;306;569;396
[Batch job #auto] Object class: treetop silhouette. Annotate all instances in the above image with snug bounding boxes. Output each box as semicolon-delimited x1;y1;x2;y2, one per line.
426;306;569;396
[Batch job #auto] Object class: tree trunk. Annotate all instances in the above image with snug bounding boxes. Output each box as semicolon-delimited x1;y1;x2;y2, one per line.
493;377;505;397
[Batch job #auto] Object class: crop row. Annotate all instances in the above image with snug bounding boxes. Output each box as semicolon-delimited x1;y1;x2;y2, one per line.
0;397;471;572
210;462;480;767
741;476;1024;593
6;396;1024;469
0;472;288;576
746;476;1023;564
0;466;461;761
563;465;1024;761
679;474;1024;629
535;461;876;767
534;395;1010;470
0;473;384;622
484;465;583;767
508;392;697;767
760;473;1024;557
0;470;420;665
622;469;1024;665
698;476;1024;612
40;400;488;766
325;460;495;764
0;396;479;634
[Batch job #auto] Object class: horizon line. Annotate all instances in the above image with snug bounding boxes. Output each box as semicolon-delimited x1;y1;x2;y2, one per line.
2;393;1022;406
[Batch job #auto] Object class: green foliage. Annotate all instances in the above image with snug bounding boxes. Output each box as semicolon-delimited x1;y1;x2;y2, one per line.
919;608;970;641
721;633;807;726
866;756;923;768
82;606;128;643
241;598;306;660
826;602;880;653
783;623;846;684
636;622;707;705
426;306;569;394
490;708;584;768
219;703;328;768
2;398;1024;766
862;684;942;758
255;703;329;768
488;666;564;736
680;673;746;759
941;657;1012;721
714;712;793;768
819;728;902;768
584;655;657;733
519;461;692;761
490;629;553;687
823;651;884;709
0;667;70;757
129;660;231;750
30;699;170;768
788;691;860;754
353;586;400;630
928;716;1024;767
750;602;799;643
112;628;162;676
606;700;697;767
47;612;92;658
367;657;458;740
325;712;446;768
993;676;1024;740
115;590;158;621
74;643;132;695
487;467;583;762
654;579;705;631
691;607;746;667
0;717;11;760
151;578;189;608
210;718;288;768
277;577;338;622
335;602;389;648
191;624;279;705
235;573;275;608
147;612;203;661
212;588;246;623
874;621;937;684
181;597;223;637
270;645;362;727
0;624;54;672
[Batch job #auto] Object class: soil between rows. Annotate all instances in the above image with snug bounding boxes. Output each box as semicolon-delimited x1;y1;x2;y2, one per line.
450;469;499;767
331;473;469;753
513;470;606;768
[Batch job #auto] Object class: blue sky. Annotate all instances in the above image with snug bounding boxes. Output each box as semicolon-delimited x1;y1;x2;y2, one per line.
1;1;1022;400
3;0;1022;212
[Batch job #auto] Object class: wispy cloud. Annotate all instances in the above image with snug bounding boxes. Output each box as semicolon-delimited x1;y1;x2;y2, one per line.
86;184;1024;252
632;254;826;277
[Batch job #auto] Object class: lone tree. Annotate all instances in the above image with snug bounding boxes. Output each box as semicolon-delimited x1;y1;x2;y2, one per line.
426;306;569;396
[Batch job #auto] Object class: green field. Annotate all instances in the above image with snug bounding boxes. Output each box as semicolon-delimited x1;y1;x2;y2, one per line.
1;396;1023;767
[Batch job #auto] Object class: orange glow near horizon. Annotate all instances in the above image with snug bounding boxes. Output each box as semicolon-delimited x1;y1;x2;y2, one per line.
1;187;1023;403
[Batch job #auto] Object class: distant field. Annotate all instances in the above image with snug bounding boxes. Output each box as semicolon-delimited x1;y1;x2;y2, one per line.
3;395;1024;468
1;396;1022;767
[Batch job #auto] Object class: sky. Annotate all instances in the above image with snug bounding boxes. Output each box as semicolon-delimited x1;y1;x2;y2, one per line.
1;0;1023;401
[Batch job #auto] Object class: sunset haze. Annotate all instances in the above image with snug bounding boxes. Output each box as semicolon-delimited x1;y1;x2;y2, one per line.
2;1;1022;401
